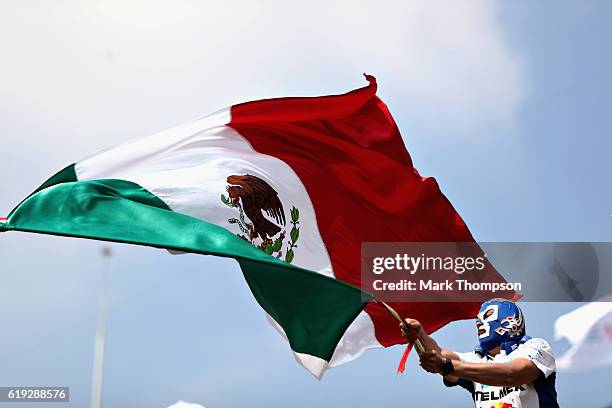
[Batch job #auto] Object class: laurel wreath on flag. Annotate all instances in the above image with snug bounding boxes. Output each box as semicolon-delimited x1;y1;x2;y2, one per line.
284;206;300;264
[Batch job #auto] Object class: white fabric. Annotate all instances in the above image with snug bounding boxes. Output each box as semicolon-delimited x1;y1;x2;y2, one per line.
554;300;612;371
75;109;382;377
266;315;329;379
510;338;556;378
329;310;380;367
167;401;205;408
455;338;556;408
76;109;333;279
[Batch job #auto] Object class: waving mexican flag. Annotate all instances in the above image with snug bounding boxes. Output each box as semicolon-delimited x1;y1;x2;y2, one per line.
1;76;491;378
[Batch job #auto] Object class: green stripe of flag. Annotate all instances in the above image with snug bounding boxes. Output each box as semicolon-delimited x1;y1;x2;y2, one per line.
1;176;371;361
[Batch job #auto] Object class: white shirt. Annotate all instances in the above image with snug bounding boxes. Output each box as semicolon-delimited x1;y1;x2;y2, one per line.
446;338;559;408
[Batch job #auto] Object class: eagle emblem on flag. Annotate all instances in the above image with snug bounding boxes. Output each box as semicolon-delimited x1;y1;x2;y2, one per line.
221;174;300;264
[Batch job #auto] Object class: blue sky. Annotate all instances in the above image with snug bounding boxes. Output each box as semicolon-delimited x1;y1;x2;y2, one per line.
0;1;611;407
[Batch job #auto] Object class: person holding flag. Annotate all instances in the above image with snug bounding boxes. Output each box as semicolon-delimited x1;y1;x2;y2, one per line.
0;75;518;379
402;298;560;408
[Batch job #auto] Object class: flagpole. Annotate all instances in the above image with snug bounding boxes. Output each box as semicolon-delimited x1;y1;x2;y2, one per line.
90;246;113;408
374;299;425;355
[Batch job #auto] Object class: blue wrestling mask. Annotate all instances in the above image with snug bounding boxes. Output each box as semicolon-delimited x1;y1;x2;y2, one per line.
475;298;529;355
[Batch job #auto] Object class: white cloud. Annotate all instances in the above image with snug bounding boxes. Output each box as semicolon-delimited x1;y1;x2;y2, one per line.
0;0;524;209
0;1;523;139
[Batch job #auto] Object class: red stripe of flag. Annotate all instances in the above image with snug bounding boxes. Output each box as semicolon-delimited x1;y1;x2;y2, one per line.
229;75;515;353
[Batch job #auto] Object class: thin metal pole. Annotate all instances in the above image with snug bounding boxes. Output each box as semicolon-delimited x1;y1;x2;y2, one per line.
90;246;113;408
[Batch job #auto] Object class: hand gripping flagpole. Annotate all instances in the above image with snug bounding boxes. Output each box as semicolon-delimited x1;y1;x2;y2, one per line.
90;246;113;408
374;299;425;355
